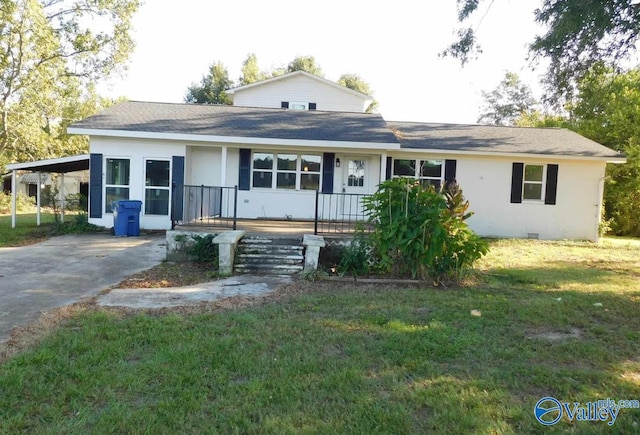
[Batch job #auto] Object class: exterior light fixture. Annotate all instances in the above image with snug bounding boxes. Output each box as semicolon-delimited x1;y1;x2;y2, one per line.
335;158;341;168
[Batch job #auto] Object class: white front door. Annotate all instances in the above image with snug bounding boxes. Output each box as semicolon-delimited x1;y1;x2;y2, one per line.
342;157;369;194
340;157;369;220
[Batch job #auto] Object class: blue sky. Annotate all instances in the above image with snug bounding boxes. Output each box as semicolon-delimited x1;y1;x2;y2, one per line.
101;0;547;124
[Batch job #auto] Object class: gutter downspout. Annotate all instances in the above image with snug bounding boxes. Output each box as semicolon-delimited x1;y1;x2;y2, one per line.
11;170;16;228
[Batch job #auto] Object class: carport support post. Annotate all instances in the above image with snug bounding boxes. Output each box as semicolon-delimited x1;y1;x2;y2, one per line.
11;170;16;228
36;172;42;226
59;173;65;223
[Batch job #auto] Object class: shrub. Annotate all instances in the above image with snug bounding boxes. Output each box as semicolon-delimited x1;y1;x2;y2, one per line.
0;192;35;214
187;234;219;265
363;178;488;281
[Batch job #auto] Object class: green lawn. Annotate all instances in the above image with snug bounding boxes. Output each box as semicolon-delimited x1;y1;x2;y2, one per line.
1;239;640;433
0;213;58;247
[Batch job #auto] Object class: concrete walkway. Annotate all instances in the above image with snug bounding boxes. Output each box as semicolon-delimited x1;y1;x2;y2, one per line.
98;274;292;309
0;233;165;342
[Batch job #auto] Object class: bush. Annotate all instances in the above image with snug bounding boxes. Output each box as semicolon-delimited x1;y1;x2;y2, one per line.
187;234;219;266
0;192;35;214
363;178;488;282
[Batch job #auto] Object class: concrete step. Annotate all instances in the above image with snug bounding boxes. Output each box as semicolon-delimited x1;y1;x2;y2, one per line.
234;235;304;275
236;253;303;265
234;263;303;274
238;244;303;254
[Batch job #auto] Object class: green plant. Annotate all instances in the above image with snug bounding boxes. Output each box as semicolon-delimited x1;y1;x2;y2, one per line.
337;229;376;276
0;192;35;214
363;178;488;281
187;234;219;265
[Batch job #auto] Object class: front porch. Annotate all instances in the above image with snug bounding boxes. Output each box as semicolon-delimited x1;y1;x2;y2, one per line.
171;184;373;236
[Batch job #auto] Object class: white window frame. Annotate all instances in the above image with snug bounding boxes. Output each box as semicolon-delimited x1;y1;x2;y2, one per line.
392;158;444;188
251;152;321;191
522;163;546;202
144;158;172;216
289;101;308;110
104;157;130;213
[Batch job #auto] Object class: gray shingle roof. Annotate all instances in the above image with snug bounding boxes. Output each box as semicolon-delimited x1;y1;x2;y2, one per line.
387;121;623;159
70;101;398;144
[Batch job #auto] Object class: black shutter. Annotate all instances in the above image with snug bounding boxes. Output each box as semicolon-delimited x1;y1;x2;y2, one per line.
322;153;335;193
239;149;251;191
89;153;102;218
511;162;524;203
385;156;393;180
172;156;185;220
281;101;289;109
545;164;559;205
444;159;457;181
308;103;317;110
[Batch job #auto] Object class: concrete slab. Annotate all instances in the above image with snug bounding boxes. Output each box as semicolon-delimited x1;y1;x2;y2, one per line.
98;275;291;309
0;233;165;342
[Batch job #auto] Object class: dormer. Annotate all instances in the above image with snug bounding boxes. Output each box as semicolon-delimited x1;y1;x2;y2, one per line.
226;71;372;113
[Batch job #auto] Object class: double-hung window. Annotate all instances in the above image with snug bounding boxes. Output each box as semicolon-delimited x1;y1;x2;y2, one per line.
523;164;545;201
105;158;130;213
393;159;444;188
145;159;170;215
252;153;321;190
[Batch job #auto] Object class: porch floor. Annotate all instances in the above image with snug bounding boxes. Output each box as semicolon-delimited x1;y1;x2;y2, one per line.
175;219;368;237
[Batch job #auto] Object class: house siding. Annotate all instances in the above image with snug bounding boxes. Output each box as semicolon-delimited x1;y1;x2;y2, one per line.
89;137;186;230
456;156;604;241
232;74;369;112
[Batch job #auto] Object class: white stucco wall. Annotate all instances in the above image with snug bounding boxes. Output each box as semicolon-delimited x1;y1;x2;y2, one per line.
88;135;606;240
231;74;369;112
455;156;604;241
89;137;186;230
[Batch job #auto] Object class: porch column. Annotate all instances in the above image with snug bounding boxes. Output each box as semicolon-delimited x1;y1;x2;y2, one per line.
380;152;388;185
59;173;65;223
36;172;42;226
220;146;228;186
11;170;16;228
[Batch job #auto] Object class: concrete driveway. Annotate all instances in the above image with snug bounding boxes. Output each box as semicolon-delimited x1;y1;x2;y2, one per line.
0;233;165;342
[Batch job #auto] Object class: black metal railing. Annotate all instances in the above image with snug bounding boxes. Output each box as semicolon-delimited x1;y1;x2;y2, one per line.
314;191;373;234
172;184;237;230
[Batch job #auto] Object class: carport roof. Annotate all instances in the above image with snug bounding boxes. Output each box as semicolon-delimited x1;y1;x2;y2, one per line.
6;154;90;173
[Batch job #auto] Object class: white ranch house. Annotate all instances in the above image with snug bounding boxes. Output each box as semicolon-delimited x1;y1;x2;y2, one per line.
67;71;624;241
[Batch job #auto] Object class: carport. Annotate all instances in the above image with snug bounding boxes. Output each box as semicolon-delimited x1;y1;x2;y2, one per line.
6;154;89;228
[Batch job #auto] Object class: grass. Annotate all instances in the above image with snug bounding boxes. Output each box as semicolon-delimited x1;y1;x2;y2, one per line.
0;213;58;247
1;239;640;433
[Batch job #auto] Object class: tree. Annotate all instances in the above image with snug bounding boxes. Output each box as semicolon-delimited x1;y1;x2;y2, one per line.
185;61;233;105
0;0;140;166
239;53;265;85
285;55;324;76
477;72;537;125
570;66;640;236
443;0;640;101
338;74;379;113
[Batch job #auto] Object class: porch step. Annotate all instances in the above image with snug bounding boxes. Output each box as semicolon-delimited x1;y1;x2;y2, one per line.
234;235;304;275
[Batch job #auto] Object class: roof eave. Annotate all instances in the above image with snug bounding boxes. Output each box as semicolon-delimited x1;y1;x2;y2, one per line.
395;147;626;163
67;127;400;151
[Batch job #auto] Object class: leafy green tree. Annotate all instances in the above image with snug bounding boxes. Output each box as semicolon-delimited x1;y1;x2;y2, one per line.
338;74;379;113
285;55;324;76
239;53;265;85
185;61;233;105
477;72;537;125
443;0;640;100
0;0;140;167
570;66;640;236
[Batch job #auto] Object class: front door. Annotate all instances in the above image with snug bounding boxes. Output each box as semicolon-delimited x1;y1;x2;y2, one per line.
341;157;369;220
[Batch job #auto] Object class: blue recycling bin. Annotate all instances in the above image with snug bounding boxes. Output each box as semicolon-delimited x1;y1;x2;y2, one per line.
111;200;142;237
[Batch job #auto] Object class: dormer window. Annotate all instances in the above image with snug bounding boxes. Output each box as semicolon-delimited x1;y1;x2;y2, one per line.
281;101;317;110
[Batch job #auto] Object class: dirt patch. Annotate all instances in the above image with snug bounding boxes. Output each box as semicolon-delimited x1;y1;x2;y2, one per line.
113;261;218;289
